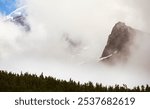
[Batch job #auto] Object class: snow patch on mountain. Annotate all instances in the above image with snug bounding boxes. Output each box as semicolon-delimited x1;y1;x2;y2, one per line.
0;6;30;31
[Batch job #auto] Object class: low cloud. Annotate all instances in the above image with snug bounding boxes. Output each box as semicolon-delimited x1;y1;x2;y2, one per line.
0;0;149;88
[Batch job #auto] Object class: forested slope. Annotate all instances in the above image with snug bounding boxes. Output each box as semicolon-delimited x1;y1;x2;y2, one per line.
0;70;149;92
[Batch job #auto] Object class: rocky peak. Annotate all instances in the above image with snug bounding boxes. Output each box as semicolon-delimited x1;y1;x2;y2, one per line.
113;22;126;29
100;22;136;63
5;6;30;32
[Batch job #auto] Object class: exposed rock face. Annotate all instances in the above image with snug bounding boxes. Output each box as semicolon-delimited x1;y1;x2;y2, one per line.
6;6;30;32
100;22;136;63
10;15;30;31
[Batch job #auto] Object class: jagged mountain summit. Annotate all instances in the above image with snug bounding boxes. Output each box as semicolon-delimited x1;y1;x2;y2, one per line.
5;6;30;31
100;22;137;63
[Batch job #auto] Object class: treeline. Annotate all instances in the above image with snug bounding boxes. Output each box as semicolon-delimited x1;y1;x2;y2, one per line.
0;70;150;92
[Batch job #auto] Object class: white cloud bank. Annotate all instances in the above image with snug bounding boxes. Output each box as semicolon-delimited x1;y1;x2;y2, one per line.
0;0;150;88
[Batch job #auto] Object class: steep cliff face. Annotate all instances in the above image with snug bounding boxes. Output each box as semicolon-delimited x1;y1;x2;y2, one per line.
100;22;136;63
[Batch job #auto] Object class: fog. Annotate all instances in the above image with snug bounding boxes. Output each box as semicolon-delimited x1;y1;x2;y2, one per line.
0;0;150;88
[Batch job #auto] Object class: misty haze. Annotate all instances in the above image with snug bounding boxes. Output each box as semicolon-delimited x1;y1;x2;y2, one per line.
0;0;150;88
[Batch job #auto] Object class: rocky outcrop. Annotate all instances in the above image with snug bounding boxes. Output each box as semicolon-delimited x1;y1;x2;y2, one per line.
100;22;136;63
10;15;30;31
6;6;30;31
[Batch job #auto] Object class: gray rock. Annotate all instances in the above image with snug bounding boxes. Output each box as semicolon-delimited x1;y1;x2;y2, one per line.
6;6;30;32
100;22;136;63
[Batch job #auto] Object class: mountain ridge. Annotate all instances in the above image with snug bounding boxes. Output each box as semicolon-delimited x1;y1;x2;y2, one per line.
2;6;30;31
100;22;137;63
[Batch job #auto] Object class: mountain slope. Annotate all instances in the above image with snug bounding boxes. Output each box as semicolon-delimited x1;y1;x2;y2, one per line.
100;22;136;63
6;6;30;31
0;70;149;92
